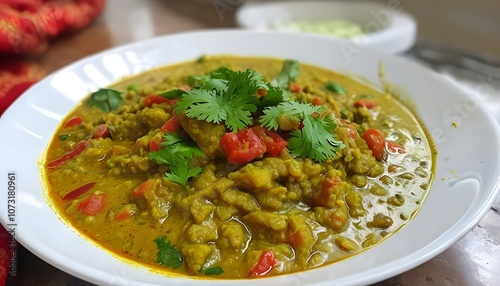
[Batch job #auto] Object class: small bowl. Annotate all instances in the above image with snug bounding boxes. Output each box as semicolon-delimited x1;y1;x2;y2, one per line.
236;1;417;54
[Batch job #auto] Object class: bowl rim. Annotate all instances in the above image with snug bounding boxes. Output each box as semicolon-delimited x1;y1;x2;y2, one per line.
1;29;499;286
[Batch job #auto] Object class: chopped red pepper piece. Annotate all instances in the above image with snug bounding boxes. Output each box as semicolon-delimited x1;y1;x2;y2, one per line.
354;98;377;109
115;205;137;221
149;136;163;152
131;179;158;198
251;126;288;157
93;124;109;138
311;96;322;106
64;116;83;128
144;94;177;108
249;250;278;276
256;88;268;97
219;128;266;165
386;141;405;154
160;115;180;133
362;128;385;161
63;182;96;200
78;194;105;215
290;83;302;93
46;140;88;169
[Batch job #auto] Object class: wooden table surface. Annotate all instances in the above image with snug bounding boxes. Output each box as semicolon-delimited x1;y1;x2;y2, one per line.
6;0;500;285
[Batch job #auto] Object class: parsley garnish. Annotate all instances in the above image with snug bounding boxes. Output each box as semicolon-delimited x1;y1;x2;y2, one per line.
154;236;183;269
202;266;224;275
175;68;269;131
149;131;203;188
260;102;345;162
158;60;346;163
87;88;122;112
325;82;346;94
164;153;202;188
271;59;300;90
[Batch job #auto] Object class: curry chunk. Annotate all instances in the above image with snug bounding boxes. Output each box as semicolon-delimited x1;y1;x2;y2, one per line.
182;244;213;273
285;215;316;256
217;220;249;250
243;211;287;232
229;165;275;191
178;114;226;158
186;224;218;244
219;188;260;214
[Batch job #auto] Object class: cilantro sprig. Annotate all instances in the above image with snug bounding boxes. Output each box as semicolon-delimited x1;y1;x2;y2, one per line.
174;67;273;132
156;60;345;163
86;88;122;112
154;236;183;269
149;131;204;188
260;102;345;162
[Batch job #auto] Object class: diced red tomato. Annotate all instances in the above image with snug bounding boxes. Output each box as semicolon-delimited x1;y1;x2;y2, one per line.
144;94;177;108
219;128;266;165
93;124;109;138
362;128;385;161
251;126;288;157
386;141;405;154
314;176;342;207
131;179;158;198
64;117;83;128
290;83;302;93
160;115;180;133
249;250;278;276
78;194;105;215
115;205;137;221
46;140;88;169
311;96;322;106
256;88;267;97
63;182;96;200
354;98;377;109
286;229;304;248
149;136;163;151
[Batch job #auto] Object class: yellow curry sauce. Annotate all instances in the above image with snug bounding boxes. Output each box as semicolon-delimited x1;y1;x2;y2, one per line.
43;56;435;278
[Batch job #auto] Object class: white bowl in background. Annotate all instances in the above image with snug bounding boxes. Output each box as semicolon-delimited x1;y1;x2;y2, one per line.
236;1;417;54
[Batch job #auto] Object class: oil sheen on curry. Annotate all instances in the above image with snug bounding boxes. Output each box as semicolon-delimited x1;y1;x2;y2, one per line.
43;56;435;278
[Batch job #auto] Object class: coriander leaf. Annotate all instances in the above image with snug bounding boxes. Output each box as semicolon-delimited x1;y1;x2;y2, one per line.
260;101;321;130
162;131;183;146
325;82;346;94
161;132;205;158
288;114;344;162
154;236;183;269
150;133;204;188
127;83;138;91
165;154;202;188
188;74;210;87
260;101;345;162
203;266;224;275
58;134;70;141
160;89;186;99
87;88;122;112
175;68;265;132
196;54;206;63
177;89;226;124
255;84;284;110
271;59;300;90
148;149;172;165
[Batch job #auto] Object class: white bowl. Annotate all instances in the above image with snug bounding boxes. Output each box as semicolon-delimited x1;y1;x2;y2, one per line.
236;1;417;54
0;30;499;286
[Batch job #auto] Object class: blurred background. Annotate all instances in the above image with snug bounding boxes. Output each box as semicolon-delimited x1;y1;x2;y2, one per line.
1;0;499;285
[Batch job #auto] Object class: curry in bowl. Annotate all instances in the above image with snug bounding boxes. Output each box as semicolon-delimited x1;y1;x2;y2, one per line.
43;56;435;278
